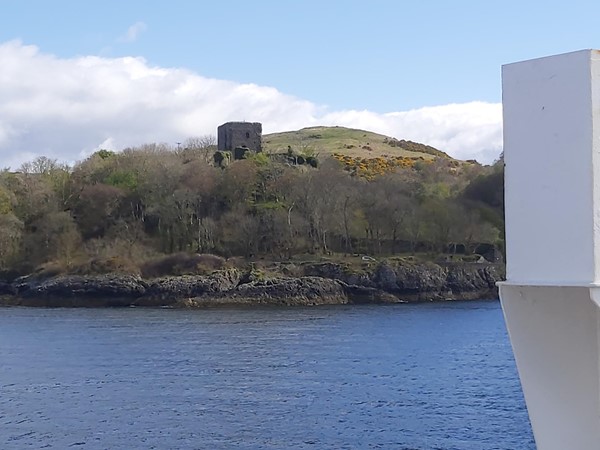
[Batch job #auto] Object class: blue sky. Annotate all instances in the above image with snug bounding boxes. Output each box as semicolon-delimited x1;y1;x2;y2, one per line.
1;0;600;167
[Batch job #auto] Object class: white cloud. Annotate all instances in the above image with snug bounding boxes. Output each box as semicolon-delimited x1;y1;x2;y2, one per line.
0;40;503;169
118;22;147;43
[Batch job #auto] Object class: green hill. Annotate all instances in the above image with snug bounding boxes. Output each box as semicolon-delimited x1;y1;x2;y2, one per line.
262;126;450;160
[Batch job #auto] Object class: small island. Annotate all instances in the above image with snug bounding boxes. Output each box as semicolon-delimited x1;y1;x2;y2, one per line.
0;124;504;307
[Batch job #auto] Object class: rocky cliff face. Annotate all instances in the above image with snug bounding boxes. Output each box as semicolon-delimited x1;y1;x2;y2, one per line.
0;261;504;308
179;277;350;307
303;260;502;301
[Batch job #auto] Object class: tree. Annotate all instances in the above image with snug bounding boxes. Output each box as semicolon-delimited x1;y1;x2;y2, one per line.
217;159;260;210
454;207;500;255
72;184;125;239
20;156;73;207
220;208;261;257
0;213;23;270
181;135;217;164
403;199;427;253
421;198;463;253
21;211;81;268
463;169;504;210
360;175;415;255
0;184;15;215
288;159;353;254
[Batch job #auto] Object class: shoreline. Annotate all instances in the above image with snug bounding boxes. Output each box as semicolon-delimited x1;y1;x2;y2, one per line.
0;260;503;308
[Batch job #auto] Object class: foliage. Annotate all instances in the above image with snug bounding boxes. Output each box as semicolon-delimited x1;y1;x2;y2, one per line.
95;149;115;160
213;150;231;168
332;153;422;180
104;170;139;192
0;138;504;276
383;138;449;158
140;252;226;278
246;151;271;166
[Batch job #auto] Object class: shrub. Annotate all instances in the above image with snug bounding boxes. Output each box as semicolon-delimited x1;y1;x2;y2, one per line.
34;260;70;279
72;256;141;276
140;253;226;278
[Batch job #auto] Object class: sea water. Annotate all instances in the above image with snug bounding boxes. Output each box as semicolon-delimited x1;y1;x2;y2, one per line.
0;301;535;449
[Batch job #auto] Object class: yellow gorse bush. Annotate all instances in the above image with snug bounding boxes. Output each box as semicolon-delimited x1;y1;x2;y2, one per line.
332;153;426;180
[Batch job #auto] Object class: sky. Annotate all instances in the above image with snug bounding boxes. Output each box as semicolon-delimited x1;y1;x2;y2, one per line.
1;0;600;168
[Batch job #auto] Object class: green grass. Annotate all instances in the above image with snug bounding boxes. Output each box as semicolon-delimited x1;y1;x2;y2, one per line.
262;126;450;160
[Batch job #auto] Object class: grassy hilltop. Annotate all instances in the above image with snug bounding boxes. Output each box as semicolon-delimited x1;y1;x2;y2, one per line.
263;126;449;160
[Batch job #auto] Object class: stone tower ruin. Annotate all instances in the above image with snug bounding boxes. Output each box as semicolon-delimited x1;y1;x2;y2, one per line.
217;122;263;155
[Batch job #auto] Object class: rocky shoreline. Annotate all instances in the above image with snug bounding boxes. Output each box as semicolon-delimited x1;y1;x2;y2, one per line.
0;260;504;308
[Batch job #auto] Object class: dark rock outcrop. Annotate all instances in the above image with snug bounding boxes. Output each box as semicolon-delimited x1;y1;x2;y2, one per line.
0;281;15;296
341;284;404;304
443;264;501;299
379;261;447;294
0;261;504;308
19;274;147;298
303;262;374;287
145;268;242;300
181;276;349;307
9;274;148;307
302;260;503;302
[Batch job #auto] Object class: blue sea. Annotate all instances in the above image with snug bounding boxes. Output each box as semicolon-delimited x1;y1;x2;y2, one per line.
0;301;535;449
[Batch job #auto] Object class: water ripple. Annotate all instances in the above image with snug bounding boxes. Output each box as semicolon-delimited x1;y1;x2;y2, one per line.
0;301;535;449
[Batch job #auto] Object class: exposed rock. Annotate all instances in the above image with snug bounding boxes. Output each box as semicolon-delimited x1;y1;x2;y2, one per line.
0;261;504;308
444;264;499;292
302;260;503;300
372;263;398;291
145;268;241;300
389;262;447;293
18;274;147;299
342;284;405;304
229;276;348;306
302;262;374;287
0;281;15;295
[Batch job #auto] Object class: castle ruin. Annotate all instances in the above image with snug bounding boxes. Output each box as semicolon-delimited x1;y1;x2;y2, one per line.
217;122;262;158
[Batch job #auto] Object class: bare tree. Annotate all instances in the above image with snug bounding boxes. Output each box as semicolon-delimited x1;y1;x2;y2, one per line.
0;213;23;270
182;135;217;163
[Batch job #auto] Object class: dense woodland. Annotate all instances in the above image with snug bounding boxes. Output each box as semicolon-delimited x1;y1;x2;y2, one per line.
0;138;504;279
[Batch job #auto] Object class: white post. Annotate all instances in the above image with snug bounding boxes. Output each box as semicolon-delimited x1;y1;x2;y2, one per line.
500;49;600;450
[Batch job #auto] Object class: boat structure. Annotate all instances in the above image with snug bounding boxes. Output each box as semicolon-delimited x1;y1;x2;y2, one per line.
500;49;600;449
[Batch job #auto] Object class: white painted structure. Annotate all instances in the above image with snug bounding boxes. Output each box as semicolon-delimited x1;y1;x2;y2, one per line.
500;49;600;450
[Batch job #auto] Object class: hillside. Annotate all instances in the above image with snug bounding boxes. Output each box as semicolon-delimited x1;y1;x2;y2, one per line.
0;127;502;285
262;126;450;160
